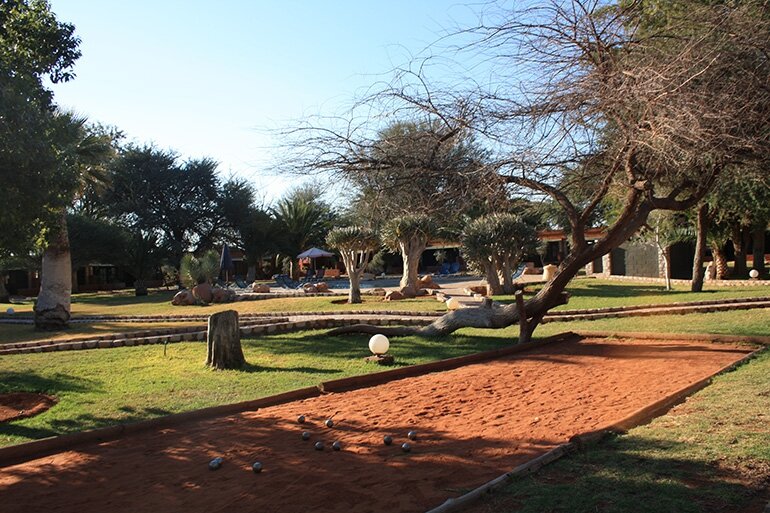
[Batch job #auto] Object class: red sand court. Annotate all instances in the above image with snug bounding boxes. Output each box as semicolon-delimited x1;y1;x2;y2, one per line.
0;336;754;513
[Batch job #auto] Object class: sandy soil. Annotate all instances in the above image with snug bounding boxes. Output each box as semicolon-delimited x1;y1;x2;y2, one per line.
0;337;752;513
0;393;56;423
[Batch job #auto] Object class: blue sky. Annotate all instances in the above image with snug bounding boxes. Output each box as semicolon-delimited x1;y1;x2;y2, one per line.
48;1;483;199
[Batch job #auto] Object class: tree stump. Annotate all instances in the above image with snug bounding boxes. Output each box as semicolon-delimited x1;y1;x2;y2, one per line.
205;310;246;370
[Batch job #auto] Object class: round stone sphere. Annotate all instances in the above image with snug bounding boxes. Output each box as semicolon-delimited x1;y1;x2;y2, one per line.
749;269;760;279
251;461;263;473
368;334;390;355
445;297;461;311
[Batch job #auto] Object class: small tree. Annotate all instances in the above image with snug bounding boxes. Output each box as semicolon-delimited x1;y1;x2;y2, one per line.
382;214;436;297
326;226;379;304
179;250;220;288
461;213;539;294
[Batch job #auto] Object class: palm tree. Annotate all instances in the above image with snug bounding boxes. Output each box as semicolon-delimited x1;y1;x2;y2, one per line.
273;186;334;280
34;113;116;330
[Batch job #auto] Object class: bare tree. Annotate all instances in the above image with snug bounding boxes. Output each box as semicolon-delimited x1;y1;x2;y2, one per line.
290;0;770;341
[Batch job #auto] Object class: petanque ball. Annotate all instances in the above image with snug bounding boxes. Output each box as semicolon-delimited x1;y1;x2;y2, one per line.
383;435;393;446
401;442;411;453
208;457;224;470
297;415;306;424
252;461;263;473
325;418;334;428
407;430;417;440
5;307;13;315
302;431;311;440
332;441;342;451
314;441;324;451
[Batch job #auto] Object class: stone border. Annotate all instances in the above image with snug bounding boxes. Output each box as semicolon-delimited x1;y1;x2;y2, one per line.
0;332;576;468
425;333;769;513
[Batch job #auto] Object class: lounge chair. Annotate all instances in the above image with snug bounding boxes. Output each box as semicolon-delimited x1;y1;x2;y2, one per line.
273;274;302;290
511;263;527;281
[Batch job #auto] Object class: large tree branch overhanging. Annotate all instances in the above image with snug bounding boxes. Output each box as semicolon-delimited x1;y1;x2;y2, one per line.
287;0;769;342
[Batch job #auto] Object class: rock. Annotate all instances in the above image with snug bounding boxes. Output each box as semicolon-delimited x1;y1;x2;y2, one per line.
211;287;236;303
446;297;462;310
368;288;386;296
384;290;405;301
302;284;318;293
418;275;441;289
251;283;271;293
542;264;558;281
171;290;195;306
192;282;213;304
315;282;329;292
464;286;487;296
705;262;716;280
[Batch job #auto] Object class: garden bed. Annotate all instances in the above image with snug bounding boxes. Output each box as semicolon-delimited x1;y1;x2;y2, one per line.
0;335;756;513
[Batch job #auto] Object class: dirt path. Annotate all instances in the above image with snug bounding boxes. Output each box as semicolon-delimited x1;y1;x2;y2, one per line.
0;337;753;513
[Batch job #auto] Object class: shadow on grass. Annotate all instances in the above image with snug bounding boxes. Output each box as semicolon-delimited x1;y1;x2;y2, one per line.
481;434;764;513
248;330;511;366
0;371;98;395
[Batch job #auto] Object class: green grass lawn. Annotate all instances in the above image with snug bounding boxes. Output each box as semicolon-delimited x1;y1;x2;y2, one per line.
471;348;770;513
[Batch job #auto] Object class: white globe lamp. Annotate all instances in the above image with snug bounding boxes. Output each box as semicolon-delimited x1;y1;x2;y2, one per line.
749;269;759;279
366;334;393;365
369;334;390;355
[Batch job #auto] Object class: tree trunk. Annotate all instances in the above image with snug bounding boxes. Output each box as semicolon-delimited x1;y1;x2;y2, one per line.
0;275;9;303
732;226;748;277
711;242;729;279
691;204;708;292
663;251;672;291
348;270;362;304
500;258;515;294
399;239;424;297
752;227;766;275
34;212;72;330
206;310;245;370
71;269;80;294
484;261;502;295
